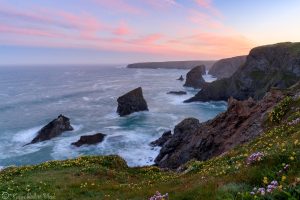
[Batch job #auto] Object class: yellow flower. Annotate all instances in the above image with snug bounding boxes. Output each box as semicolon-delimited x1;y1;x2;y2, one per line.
278;185;283;190
281;175;286;181
290;156;295;161
263;177;268;184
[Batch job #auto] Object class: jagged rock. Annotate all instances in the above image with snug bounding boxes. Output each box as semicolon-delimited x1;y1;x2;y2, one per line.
209;56;247;79
177;75;184;81
27;115;73;145
155;89;284;169
184;65;207;89
154;118;201;168
117;87;149;116
72;133;106;147
150;130;172;147
167;91;187;95
186;42;300;102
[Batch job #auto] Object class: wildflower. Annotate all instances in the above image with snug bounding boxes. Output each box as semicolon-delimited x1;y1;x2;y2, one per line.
263;177;268;184
290;156;295;161
149;191;169;200
257;188;265;195
281;176;286;182
247;152;264;165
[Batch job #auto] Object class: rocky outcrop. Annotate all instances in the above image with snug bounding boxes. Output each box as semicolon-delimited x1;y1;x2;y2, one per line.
184;65;207;89
72;133;106;147
150;130;172;147
177;75;184;81
167;91;187;95
27;115;74;145
117;87;149;116
155;89;284;169
127;60;215;69
209;56;247;79
186;42;300;102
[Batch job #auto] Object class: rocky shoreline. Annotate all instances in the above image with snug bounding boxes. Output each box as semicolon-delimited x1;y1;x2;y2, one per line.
23;42;300;171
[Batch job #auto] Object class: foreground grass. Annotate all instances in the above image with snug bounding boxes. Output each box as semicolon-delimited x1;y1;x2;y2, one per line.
1;96;300;200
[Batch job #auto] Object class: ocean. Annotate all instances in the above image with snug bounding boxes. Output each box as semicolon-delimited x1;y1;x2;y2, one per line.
0;65;227;168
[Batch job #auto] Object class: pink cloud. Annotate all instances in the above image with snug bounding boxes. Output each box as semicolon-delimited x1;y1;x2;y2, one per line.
188;9;223;29
91;0;143;15
195;0;221;17
131;34;164;45
112;21;131;36
0;1;255;60
58;11;102;39
143;0;182;10
0;24;64;38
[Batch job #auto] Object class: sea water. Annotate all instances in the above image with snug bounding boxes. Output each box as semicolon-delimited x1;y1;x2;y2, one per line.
0;65;227;167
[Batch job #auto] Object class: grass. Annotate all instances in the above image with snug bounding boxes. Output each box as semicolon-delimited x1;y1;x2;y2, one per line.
1;96;300;199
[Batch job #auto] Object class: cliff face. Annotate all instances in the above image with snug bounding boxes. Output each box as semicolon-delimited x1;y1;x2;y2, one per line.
186;42;300;102
209;56;246;79
127;60;215;70
155;89;285;169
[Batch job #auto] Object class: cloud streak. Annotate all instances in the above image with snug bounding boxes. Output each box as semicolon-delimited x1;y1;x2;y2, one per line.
0;0;256;61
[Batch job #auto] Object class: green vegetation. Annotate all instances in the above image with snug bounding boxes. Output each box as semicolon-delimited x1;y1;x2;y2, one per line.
1;97;300;200
289;42;300;55
268;96;292;124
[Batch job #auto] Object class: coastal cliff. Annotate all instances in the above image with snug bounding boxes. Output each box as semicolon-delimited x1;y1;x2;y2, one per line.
127;60;215;69
155;89;284;169
209;55;247;79
186;42;300;102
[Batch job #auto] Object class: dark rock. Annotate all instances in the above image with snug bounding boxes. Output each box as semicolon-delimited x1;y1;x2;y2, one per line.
117;87;149;116
177;75;184;81
27;115;73;145
150;130;172;147
186;42;300;102
209;56;247;79
167;91;187;95
155;89;285;169
184;65;207;89
72;133;106;147
154;118;201;168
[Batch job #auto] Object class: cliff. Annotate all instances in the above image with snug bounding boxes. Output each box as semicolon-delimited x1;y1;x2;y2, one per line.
127;60;215;69
186;42;300;102
155;89;284;169
209;55;247;79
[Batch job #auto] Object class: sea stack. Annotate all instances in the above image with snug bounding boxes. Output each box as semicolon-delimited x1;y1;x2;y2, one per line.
117;87;149;116
27;115;74;145
183;65;207;89
71;133;106;147
177;75;184;81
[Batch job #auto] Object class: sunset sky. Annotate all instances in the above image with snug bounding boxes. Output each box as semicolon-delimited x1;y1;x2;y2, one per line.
0;0;299;65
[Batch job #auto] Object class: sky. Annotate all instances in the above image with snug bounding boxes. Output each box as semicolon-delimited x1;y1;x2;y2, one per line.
0;0;299;65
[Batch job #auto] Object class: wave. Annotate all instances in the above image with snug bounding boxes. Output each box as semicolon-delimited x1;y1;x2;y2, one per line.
12;126;42;144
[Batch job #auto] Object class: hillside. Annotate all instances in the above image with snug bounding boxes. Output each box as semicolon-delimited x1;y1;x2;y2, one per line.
127;60;216;70
1;83;299;200
186;42;300;102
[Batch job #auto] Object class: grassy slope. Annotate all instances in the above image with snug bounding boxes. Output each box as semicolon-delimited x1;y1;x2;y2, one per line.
1;96;300;200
